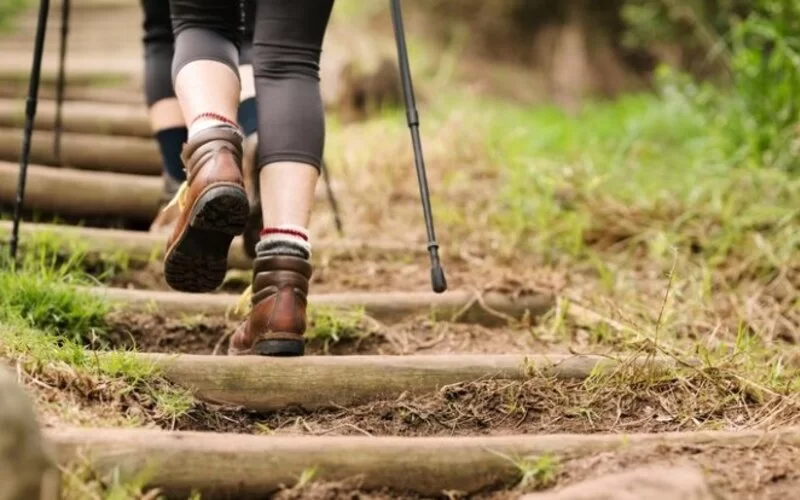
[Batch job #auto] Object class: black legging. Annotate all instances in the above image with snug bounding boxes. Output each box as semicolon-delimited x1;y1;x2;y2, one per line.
140;0;256;107
169;0;335;172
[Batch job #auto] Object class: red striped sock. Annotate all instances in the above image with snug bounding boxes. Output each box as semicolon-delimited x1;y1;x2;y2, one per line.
257;225;311;259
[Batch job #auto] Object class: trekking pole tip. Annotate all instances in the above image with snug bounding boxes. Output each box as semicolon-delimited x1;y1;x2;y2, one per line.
431;261;447;293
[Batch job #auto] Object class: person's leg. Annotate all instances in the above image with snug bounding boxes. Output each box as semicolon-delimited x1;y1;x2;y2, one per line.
140;0;188;233
163;0;248;293
237;0;263;258
229;0;335;357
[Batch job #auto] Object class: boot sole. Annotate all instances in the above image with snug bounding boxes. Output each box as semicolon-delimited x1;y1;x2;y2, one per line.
164;184;249;293
254;338;305;357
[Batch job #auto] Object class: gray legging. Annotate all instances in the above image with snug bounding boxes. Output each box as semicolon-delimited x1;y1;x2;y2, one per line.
169;0;335;172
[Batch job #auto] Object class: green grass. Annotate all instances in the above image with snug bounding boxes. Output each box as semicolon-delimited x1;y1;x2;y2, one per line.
305;306;370;352
0;239;110;345
480;92;798;263
0;245;195;428
0;245;192;499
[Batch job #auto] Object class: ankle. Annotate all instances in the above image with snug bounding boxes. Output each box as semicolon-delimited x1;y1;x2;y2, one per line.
188;112;243;140
256;225;311;260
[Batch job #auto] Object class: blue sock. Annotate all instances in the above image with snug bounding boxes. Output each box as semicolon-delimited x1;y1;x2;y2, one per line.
155;127;188;183
237;97;258;137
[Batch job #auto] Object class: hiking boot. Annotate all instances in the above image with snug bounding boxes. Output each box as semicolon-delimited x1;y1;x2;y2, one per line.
228;255;312;356
241;131;263;259
163;127;249;293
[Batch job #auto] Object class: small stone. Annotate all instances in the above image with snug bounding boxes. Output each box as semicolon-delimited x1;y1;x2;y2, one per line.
520;464;716;500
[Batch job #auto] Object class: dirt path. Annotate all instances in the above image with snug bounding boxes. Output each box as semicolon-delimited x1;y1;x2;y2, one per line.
1;2;799;499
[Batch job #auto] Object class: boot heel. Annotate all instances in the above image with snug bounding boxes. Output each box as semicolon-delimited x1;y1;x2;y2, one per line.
254;338;305;357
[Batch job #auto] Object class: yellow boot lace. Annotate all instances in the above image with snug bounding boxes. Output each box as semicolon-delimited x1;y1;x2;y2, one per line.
232;284;253;316
164;181;189;212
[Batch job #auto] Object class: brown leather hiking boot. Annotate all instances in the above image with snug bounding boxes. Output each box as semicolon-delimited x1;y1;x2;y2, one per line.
228;255;312;356
163;127;249;293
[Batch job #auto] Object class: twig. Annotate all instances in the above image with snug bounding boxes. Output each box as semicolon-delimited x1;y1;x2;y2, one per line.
211;329;234;356
654;248;679;347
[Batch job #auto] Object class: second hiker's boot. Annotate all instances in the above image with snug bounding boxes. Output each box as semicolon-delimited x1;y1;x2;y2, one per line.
163;127;249;293
228;255;312;356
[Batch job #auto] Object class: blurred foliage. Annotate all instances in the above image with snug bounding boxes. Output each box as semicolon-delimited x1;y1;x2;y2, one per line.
0;0;28;32
417;0;800;173
656;0;800;173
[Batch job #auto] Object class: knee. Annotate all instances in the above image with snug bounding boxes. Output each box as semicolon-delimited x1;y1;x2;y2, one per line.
171;28;241;84
252;44;322;81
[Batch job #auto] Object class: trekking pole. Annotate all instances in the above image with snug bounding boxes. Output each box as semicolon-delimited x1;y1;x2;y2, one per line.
10;0;51;261
53;0;71;162
389;0;447;293
320;159;344;236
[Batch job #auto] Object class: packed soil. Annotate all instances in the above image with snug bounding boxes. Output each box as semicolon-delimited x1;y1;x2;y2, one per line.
107;254;481;294
104;311;555;356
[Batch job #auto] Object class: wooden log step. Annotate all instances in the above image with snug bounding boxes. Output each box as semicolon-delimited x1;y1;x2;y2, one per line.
0;221;418;271
46;426;800;497
0;161;160;220
121;352;679;412
0;55;138;88
90;287;555;326
0;99;151;137
0;86;142;106
0;128;161;175
0;162;330;221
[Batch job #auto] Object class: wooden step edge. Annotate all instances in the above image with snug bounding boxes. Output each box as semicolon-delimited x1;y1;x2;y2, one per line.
0;161;328;221
0;161;160;220
46;426;800;497
0;127;161;175
0;98;151;138
116;352;684;412
88;286;555;326
0;221;419;270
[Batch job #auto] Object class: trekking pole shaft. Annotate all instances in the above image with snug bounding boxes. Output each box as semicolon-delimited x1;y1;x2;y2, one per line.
391;0;435;246
390;0;446;293
320;159;344;236
10;0;50;260
54;0;70;160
